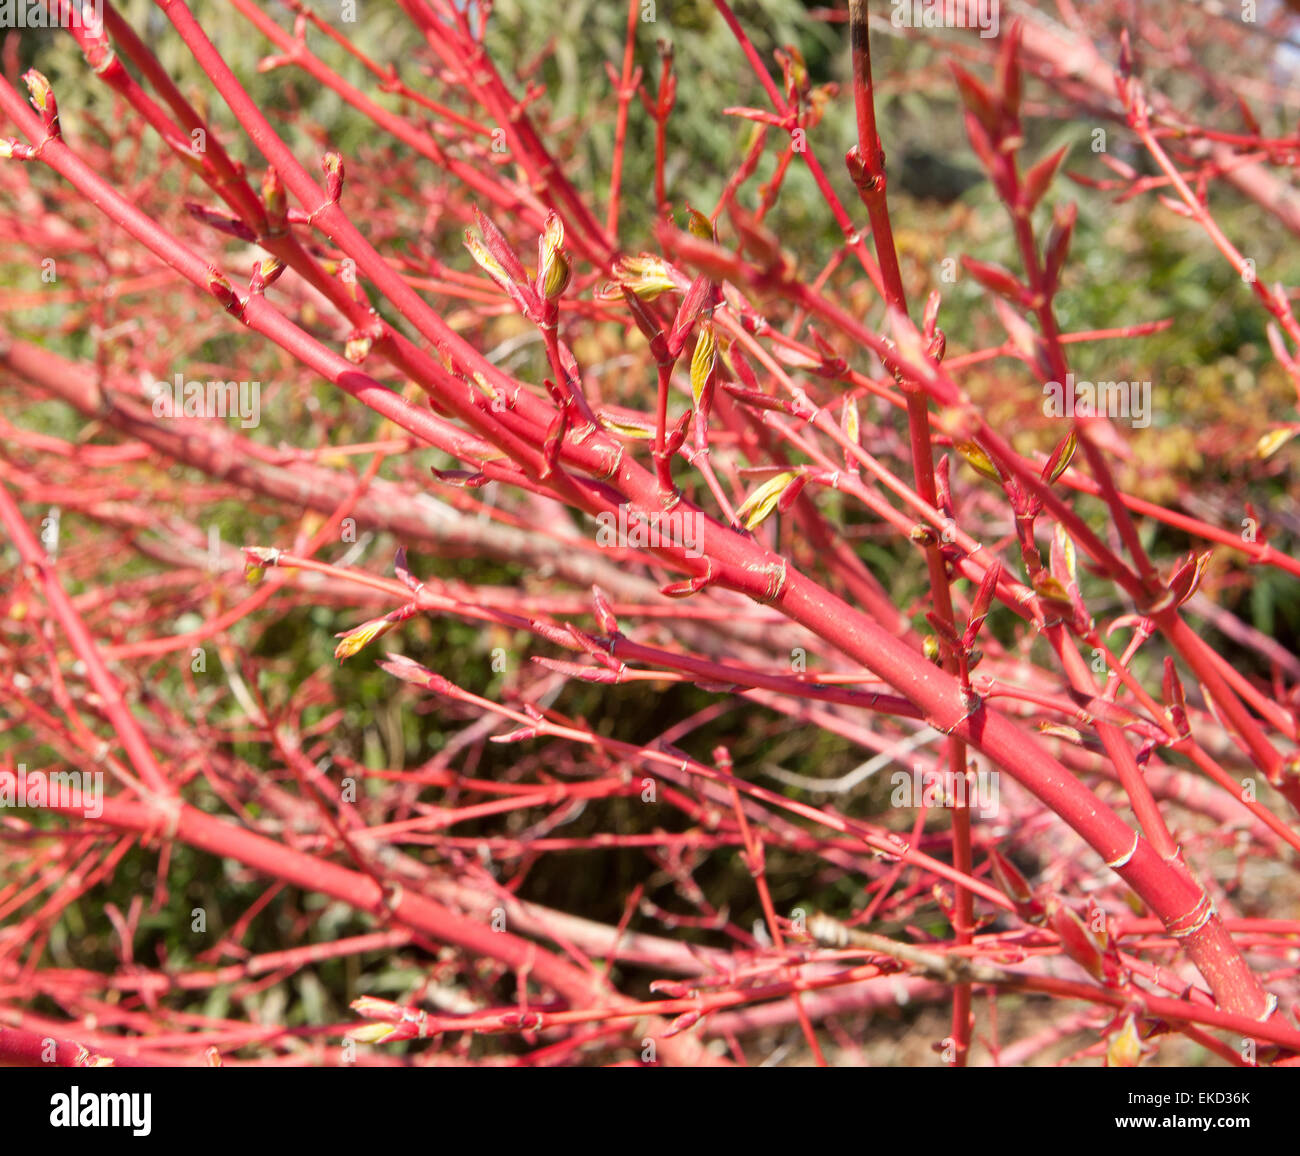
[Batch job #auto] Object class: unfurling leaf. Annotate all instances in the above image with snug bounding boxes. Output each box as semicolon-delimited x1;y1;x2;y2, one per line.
334;616;398;661
1042;429;1078;484
1052;525;1078;587
1106;1014;1147;1068
735;471;800;531
1032;573;1075;609
690;321;717;407
597;413;657;439
537;212;570;301
1255;427;1298;460
598;254;679;301
1038;722;1085;744
685;206;716;242
465;230;512;286
954;439;1003;482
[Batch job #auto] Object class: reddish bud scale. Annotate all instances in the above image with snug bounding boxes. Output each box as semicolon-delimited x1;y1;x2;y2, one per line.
530;618;586;651
810;354;850;380
988;848;1037;913
250;258;287;295
951;63;1001;137
659;42;677;100
1044;202;1078;290
728;203;788;273
721;382;797;415
926;329;946;364
660;572;713;599
1162;657;1191;740
1118;29;1134;82
262;166;287;232
322;152;344;203
591;585;620;635
776;472;811;514
377;655;457;697
1048;901;1107;982
844;145;879;196
935;455;954;517
620;288;669;362
995;23;1024;123
393;548;418;591
727;346;762;394
1020;146;1068;213
498;1012;546;1031
430;467;489;488
22;70;59;138
541;377;567;408
924;611;963;651
669;274;714;358
662;1010;702;1038
648;979;690;999
1166;550;1212;608
243;546;282;568
922;290;942;339
961;257;1032;307
207;270;244;319
663;408;693;458
187;202;257;241
1235;94;1261;137
557;341;583;396
962;109;1001;178
991;298;1048;375
932;884;955;919
540;403;572;479
962;562;1003;651
564;623;621;671
531;657;623;683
